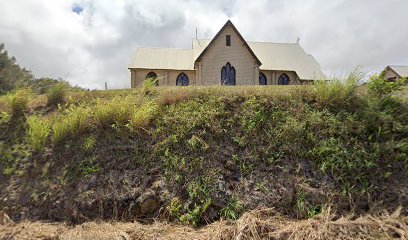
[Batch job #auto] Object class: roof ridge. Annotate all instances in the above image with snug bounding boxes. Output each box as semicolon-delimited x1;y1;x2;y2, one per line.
193;39;300;45
247;41;299;45
135;46;191;51
388;65;408;67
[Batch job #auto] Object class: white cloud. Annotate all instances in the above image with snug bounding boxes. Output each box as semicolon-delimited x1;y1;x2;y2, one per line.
0;0;407;89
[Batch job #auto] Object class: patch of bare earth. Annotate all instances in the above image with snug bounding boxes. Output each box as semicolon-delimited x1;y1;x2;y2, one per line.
1;207;407;240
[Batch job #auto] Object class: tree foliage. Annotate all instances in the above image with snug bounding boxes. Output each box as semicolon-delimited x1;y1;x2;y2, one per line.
0;43;33;94
0;43;79;95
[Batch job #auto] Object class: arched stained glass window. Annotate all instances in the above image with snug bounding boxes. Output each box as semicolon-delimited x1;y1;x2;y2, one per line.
259;73;267;85
278;73;289;85
221;62;236;85
176;73;189;86
146;72;158;86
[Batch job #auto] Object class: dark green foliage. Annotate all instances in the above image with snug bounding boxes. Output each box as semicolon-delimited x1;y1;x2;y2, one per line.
220;198;242;220
0;43;77;95
368;71;407;98
0;44;33;94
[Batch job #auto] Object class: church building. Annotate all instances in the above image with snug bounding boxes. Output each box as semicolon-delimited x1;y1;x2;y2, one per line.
129;20;325;87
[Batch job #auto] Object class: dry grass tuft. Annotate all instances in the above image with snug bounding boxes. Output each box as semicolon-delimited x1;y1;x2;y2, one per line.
2;207;408;239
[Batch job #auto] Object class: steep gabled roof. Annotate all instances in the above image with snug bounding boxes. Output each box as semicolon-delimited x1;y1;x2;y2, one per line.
386;65;408;78
194;20;262;66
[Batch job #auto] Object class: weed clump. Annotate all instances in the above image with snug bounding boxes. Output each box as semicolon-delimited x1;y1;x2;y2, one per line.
8;89;30;117
52;105;90;145
26;116;50;152
143;77;159;95
93;97;133;127
313;70;364;110
129;101;159;130
46;84;66;107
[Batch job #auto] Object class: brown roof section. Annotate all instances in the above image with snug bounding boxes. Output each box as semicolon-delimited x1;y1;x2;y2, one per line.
194;20;262;66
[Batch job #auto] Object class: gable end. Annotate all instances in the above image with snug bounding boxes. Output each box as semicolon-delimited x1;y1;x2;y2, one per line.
194;20;262;66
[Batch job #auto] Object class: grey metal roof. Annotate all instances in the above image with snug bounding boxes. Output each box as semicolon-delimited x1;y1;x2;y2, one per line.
130;39;326;80
388;65;408;77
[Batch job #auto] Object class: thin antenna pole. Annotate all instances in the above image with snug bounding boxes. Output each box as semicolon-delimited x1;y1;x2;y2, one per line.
105;82;107;90
195;28;198;39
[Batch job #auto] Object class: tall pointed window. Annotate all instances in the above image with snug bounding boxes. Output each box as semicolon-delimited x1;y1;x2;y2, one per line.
221;62;236;85
277;73;289;85
226;35;231;46
176;73;189;86
259;73;267;85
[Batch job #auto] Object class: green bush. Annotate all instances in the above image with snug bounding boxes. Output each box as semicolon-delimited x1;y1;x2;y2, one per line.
53;106;90;144
8;89;30;117
368;71;407;98
219;198;242;220
46;84;66;106
0;111;11;124
313;70;363;109
26;116;50;152
143;77;159;95
129;101;159;129
93;97;133;127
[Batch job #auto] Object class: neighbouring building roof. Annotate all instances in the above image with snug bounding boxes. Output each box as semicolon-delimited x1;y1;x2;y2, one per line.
130;47;194;70
387;65;408;78
130;23;326;80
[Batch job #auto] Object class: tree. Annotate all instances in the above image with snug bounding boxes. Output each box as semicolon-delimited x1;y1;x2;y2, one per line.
0;43;34;94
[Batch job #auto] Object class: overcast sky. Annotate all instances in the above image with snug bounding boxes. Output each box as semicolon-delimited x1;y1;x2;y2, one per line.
0;0;407;89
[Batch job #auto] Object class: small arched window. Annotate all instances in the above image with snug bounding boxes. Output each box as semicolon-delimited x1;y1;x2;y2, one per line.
278;73;289;85
145;72;158;86
176;73;189;86
221;62;236;85
259;73;267;85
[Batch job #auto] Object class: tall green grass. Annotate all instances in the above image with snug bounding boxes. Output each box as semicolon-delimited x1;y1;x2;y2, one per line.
93;97;133;127
26;116;50;152
129;101;159;129
52;106;90;144
313;70;364;109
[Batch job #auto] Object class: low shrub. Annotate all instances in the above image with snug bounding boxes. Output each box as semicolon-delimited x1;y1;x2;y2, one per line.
313;70;363;110
93;97;133;127
219;198;242;220
53;106;90;144
368;71;407;98
143;77;159;95
46;84;66;107
129;101;159;129
26;116;50;152
8;89;30;117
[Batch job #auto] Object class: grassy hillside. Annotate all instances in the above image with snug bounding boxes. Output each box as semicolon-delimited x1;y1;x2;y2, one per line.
0;78;408;228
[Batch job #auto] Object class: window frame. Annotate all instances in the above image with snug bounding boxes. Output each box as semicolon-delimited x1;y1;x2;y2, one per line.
259;72;267;85
176;72;189;86
221;62;236;85
277;73;289;85
226;35;231;46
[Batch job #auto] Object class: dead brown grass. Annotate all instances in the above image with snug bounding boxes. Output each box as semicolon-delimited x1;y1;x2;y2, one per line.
1;207;407;240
